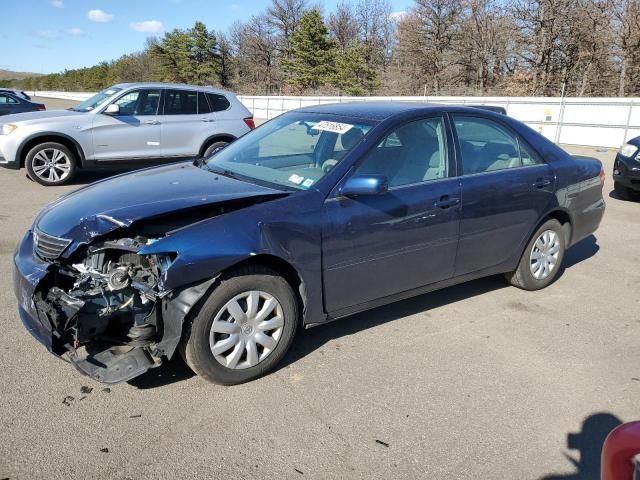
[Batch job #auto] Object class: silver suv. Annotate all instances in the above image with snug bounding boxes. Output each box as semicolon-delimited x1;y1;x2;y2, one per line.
0;83;255;185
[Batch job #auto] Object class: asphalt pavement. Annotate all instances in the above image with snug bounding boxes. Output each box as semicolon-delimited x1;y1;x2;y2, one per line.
0;98;639;479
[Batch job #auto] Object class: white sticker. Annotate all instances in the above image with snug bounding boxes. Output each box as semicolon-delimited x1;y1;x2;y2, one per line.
288;174;304;185
302;178;315;188
312;120;353;135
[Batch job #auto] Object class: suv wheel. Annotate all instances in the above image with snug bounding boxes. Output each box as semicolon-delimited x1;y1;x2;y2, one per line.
505;218;566;290
26;142;77;186
614;181;637;201
181;265;298;385
202;141;229;159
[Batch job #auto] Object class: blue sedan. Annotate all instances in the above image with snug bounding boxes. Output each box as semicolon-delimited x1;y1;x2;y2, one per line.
13;103;606;385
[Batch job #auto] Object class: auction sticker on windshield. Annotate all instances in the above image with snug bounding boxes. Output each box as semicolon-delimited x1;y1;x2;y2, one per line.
312;121;353;134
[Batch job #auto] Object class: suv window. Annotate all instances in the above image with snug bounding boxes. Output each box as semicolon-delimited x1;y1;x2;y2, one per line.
164;89;198;115
112;89;160;116
198;92;212;114
353;117;449;188
453;116;540;174
206;93;230;112
0;94;19;104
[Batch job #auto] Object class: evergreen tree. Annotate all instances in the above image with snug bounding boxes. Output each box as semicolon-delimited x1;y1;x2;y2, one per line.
332;43;380;95
281;9;336;91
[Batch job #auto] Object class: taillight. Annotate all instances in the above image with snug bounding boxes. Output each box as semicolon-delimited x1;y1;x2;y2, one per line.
37;105;46;111
243;117;255;129
599;168;605;189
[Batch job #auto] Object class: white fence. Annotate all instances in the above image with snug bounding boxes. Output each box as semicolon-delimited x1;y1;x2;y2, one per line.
29;91;640;148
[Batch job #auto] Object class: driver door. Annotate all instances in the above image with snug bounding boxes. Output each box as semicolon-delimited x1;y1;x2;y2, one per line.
90;88;162;161
322;116;461;313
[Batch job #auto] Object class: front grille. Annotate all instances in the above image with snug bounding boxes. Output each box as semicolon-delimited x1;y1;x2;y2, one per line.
34;229;72;259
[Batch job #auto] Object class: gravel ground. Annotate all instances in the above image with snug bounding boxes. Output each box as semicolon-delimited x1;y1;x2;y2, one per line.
0;98;638;479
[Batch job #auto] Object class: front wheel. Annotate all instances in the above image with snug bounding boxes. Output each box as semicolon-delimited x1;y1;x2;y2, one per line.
614;181;637;201
181;266;298;385
505;219;565;290
25;142;77;186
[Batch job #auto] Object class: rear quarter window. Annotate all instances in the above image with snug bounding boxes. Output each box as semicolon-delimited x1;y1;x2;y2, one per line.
206;93;231;112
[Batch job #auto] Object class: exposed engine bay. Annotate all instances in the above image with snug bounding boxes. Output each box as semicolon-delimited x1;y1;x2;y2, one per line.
34;236;174;382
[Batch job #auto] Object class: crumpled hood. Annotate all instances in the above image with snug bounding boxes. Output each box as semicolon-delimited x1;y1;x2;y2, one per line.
35;162;287;243
2;109;84;125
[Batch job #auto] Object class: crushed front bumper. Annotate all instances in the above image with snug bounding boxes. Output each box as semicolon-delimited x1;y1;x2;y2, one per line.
13;229;216;384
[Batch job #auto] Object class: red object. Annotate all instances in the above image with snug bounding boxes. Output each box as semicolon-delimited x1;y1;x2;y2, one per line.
599;167;606;189
601;421;640;480
37;105;46;111
243;117;256;129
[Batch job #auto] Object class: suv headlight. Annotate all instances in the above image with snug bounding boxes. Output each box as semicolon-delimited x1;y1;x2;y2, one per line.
619;143;639;158
0;124;17;135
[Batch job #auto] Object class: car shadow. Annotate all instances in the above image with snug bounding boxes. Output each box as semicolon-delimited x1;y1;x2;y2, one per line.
127;354;195;389
608;189;639;202
562;235;600;270
279;274;508;370
540;412;622;480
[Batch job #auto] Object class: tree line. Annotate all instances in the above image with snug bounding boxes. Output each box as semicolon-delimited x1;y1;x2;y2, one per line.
6;0;640;97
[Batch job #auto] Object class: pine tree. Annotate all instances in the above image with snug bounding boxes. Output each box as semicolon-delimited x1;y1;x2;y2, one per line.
281;9;336;91
332;43;380;95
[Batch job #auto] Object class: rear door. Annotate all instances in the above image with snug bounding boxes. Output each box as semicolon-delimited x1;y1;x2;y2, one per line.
452;114;555;275
159;88;217;158
90;88;162;161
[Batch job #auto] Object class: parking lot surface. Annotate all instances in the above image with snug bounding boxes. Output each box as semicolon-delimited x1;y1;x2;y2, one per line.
1;99;639;479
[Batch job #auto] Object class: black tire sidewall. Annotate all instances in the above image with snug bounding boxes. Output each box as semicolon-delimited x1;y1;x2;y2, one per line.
184;269;298;385
26;142;77;186
516;219;566;290
203;141;229;158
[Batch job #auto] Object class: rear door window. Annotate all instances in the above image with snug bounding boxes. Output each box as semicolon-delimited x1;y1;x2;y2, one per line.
453;116;533;174
0;94;19;104
163;89;198;115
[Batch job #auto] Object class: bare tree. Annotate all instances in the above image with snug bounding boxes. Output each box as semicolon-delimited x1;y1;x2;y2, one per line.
328;1;359;50
267;0;309;55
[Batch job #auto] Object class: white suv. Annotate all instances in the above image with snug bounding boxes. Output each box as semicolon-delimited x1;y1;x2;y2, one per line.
0;83;255;185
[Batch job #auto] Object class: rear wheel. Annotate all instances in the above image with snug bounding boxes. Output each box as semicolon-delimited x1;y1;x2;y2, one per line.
25;142;77;186
506;219;565;290
181;265;298;385
202;141;229;159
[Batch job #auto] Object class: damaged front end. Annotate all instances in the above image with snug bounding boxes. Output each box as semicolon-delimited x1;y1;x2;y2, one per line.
17;232;213;384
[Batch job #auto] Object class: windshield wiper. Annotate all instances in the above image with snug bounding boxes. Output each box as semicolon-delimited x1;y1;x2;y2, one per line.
205;164;242;180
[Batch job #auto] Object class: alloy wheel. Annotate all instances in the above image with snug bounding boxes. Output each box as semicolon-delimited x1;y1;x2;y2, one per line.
31;148;71;183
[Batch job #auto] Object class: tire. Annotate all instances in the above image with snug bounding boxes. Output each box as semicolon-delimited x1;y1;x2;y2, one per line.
505;218;566;291
25;142;77;186
202;141;230;159
181;265;298;385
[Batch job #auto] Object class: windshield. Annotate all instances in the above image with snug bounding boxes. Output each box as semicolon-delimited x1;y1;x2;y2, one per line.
70;87;122;112
204;112;375;190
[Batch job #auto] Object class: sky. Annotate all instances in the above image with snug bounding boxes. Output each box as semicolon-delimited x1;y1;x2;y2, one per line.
2;0;412;74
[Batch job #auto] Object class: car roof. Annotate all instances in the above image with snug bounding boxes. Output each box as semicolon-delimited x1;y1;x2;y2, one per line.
295;101;505;121
110;82;234;96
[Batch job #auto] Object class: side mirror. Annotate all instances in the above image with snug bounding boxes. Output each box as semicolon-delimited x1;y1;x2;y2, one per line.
339;175;388;197
104;104;120;115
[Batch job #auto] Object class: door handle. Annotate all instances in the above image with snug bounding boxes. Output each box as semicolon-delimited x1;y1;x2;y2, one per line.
200;118;215;122
533;178;552;189
144;119;160;125
434;195;460;209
